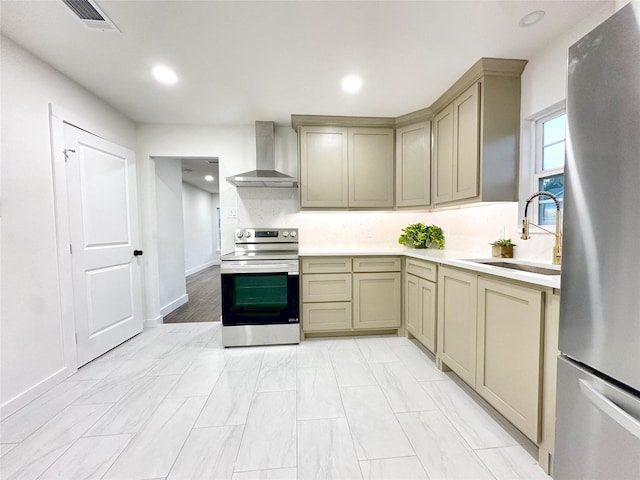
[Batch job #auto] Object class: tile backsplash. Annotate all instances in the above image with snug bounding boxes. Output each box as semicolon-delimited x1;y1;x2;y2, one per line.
233;189;557;263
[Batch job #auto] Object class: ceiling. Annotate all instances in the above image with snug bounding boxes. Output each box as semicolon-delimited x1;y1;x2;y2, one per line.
180;157;219;194
1;1;611;126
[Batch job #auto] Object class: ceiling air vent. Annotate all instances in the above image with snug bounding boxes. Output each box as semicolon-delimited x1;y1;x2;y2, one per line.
61;0;120;32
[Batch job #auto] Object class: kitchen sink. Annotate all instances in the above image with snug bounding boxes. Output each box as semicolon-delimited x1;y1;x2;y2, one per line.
469;260;561;276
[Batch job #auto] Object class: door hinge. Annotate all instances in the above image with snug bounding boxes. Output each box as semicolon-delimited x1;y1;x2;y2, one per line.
69;244;73;254
75;333;77;344
63;148;75;162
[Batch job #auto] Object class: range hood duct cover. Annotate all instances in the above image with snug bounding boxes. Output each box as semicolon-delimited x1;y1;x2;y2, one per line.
226;121;298;188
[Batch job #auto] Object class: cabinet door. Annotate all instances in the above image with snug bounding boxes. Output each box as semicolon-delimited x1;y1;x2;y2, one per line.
418;278;437;354
452;83;480;201
433;104;454;204
437;266;478;387
396;122;431;207
476;277;543;442
405;274;420;337
353;272;401;329
348;128;394;208
299;126;349;208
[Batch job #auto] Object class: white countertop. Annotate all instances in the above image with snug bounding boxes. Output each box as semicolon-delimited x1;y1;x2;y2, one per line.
299;247;561;289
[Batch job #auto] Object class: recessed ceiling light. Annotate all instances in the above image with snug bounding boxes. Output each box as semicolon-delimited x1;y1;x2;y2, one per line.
519;10;545;27
342;74;362;93
152;65;178;85
205;175;214;182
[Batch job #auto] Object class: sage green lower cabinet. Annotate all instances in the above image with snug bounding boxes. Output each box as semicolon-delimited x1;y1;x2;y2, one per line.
302;302;352;332
476;277;543;443
436;265;552;449
437;266;478;387
404;258;437;353
301;256;401;334
353;272;401;330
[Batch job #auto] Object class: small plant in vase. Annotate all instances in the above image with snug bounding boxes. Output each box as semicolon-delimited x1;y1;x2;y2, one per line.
491;238;516;258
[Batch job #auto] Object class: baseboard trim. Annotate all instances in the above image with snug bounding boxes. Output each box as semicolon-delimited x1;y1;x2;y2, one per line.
144;315;163;328
160;294;189;317
0;367;67;421
185;260;220;277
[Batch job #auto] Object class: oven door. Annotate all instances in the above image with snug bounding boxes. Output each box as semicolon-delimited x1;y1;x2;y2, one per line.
221;271;299;326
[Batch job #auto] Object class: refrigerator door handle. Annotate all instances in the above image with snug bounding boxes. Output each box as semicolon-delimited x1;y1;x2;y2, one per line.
579;379;640;440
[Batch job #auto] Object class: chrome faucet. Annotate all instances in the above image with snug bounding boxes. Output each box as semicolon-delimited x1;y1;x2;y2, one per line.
521;191;563;265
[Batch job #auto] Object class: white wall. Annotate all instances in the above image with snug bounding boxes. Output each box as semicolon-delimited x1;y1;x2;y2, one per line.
0;36;136;417
154;158;188;316
182;182;220;275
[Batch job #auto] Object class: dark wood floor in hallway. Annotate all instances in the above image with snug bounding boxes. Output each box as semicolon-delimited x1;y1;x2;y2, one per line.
164;265;221;323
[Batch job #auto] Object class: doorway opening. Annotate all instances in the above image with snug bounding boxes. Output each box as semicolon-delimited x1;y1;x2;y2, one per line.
153;156;221;323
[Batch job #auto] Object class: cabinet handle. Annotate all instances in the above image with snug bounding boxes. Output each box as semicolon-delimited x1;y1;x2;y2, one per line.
133;250;144;257
578;379;640;440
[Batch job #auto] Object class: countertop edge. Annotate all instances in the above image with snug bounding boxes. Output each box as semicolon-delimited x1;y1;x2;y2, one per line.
299;248;561;289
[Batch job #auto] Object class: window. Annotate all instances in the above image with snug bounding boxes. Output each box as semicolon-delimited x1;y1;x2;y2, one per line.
534;110;566;226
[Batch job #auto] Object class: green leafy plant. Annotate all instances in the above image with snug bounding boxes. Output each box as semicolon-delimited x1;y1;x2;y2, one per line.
491;238;517;247
398;223;445;250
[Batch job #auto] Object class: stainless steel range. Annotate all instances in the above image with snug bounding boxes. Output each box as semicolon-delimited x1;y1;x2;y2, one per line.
220;228;299;347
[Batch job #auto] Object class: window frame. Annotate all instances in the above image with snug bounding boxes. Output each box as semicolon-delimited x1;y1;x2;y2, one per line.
529;103;566;230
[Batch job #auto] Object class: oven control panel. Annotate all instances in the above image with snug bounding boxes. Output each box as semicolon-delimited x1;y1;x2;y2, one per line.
235;228;298;243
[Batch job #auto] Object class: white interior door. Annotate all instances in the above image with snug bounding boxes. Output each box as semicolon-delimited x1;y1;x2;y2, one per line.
64;123;143;367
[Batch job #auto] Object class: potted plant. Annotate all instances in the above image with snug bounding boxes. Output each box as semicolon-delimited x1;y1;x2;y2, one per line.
491;238;516;258
398;223;445;249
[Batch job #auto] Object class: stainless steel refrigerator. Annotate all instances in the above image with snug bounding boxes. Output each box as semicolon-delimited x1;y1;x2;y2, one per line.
555;3;640;478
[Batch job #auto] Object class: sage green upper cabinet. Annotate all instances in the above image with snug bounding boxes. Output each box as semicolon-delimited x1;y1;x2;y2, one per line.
299;126;349;208
395;121;431;208
298;123;394;209
348;128;394;208
434;83;480;204
452;83;480;201
432;59;526;207
293;58;526;209
433;105;454;204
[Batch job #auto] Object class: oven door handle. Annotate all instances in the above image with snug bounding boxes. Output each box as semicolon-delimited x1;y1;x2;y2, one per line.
221;264;299;275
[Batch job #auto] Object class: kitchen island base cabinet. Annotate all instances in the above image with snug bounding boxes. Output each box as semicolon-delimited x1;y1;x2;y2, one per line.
436;266;478;388
476;277;543;443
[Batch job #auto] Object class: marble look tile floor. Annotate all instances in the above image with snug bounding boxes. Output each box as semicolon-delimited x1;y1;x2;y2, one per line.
0;323;551;480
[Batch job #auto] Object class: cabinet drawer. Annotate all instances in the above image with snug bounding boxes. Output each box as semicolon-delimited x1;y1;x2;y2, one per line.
303;302;352;332
302;257;352;274
353;257;401;273
302;274;352;302
406;258;437;282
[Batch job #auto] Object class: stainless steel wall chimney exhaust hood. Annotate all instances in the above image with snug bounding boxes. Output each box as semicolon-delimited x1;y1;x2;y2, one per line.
226;121;298;188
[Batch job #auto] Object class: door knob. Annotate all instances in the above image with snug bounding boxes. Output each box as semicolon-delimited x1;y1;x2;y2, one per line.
133;250;144;256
